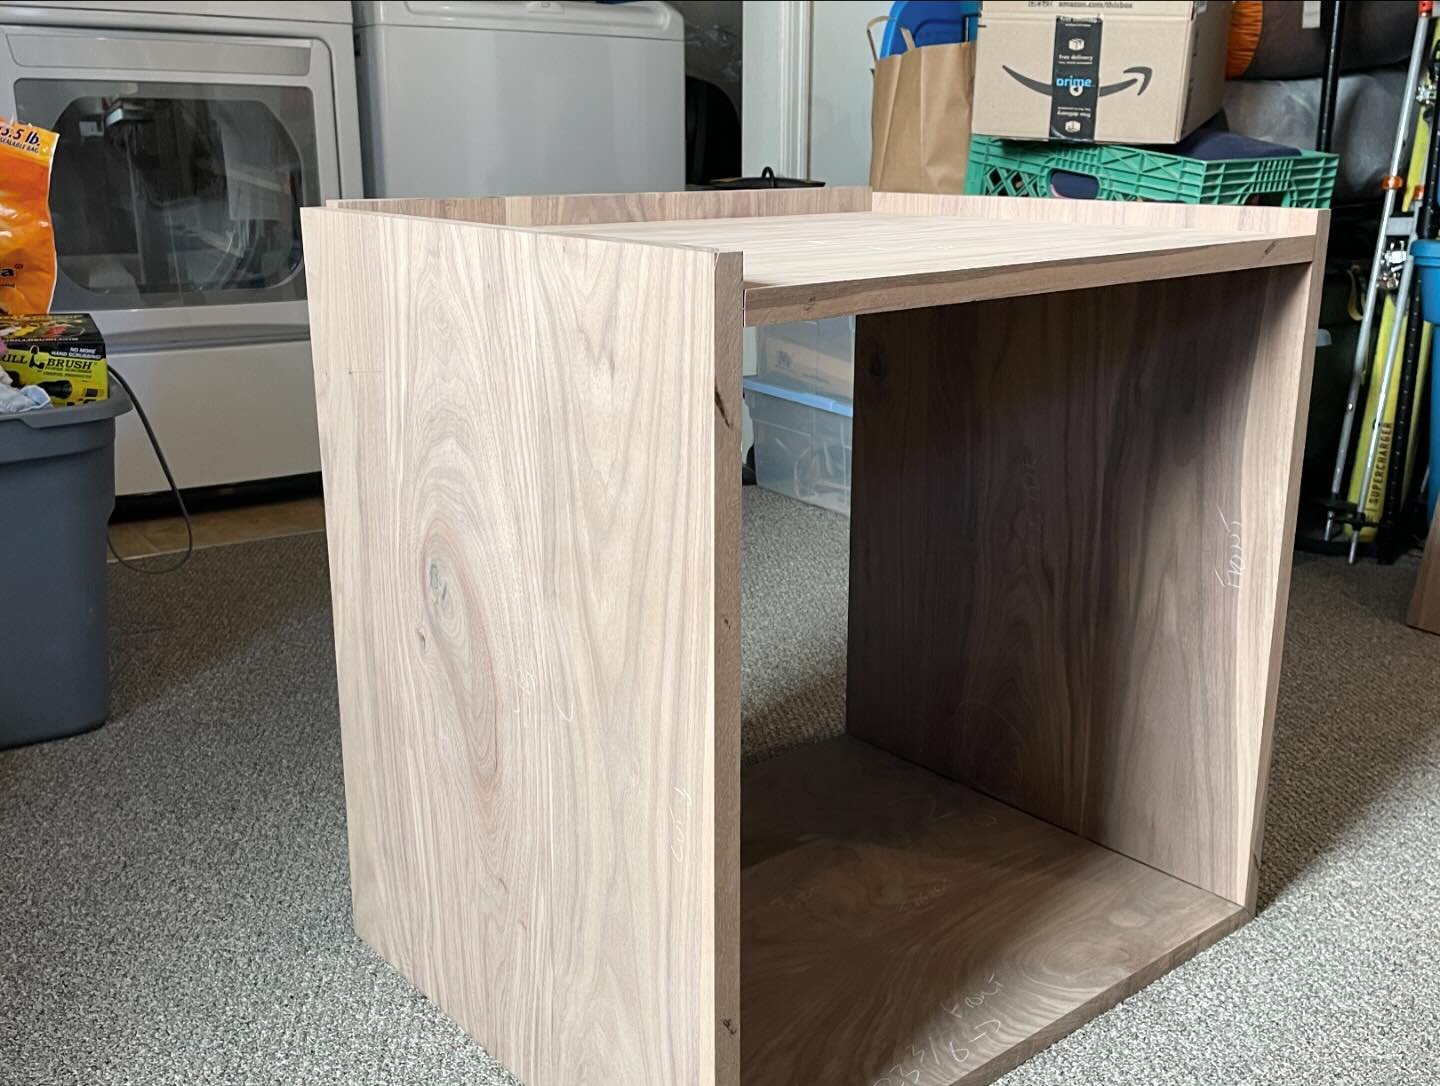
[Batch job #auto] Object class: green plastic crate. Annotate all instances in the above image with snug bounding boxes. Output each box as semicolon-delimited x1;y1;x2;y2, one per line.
964;136;1338;208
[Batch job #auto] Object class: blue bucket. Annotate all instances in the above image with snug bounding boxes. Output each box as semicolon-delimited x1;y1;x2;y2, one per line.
1412;240;1440;322
1411;239;1440;523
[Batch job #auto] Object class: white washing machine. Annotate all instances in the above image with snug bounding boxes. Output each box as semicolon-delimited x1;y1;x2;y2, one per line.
0;1;364;495
355;0;684;198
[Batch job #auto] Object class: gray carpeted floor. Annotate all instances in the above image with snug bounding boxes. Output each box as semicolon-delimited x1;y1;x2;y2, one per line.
3;487;1439;1084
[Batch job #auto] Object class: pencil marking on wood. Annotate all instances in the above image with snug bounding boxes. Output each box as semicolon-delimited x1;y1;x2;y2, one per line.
670;786;693;864
1215;506;1244;590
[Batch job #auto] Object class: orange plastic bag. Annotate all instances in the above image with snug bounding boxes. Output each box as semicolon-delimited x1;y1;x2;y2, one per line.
0;117;59;315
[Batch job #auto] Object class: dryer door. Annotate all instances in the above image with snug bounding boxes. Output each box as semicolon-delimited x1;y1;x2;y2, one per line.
0;23;341;349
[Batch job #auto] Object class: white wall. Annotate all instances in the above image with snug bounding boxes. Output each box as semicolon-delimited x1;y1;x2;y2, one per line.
809;0;890;184
741;1;809;177
741;0;889;184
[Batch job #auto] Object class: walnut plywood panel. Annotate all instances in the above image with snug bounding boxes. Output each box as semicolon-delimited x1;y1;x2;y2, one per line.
532;212;1312;325
303;191;1329;1085
1409;506;1440;634
330;184;871;227
847;264;1323;907
872;190;1324;240
302;207;742;1086
712;249;745;1082
741;738;1245;1086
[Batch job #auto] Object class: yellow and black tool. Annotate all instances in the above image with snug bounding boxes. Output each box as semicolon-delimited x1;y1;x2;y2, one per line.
0;312;108;406
1325;6;1439;556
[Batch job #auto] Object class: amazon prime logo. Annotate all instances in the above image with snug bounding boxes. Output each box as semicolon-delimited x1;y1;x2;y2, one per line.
1035;16;1133;142
1004;65;1154;99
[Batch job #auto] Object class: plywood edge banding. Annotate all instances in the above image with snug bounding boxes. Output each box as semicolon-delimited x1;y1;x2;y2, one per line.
1407;505;1440;634
712;249;745;1086
309;204;735;262
743;233;1314;325
871;190;1324;240
1240;219;1331;910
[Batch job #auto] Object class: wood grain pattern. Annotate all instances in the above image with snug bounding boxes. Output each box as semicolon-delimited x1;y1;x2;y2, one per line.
712;240;744;1082
334;188;1318;240
302;207;742;1086
328;191;1315;326
872;190;1324;239
303;191;1327;1084
1243;225;1329;908
330;185;871;227
1408;505;1440;635
847;263;1324;907
741;737;1245;1086
533;212;1312;326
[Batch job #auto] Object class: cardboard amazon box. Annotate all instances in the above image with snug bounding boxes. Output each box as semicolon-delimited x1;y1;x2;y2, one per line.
973;1;1232;145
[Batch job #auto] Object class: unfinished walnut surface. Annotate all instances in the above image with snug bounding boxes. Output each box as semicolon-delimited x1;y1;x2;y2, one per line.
529;211;1312;324
303;189;1328;1086
872;190;1324;235
331;184;873;226
847;267;1320;907
304;208;743;1084
741;738;1244;1086
1410;505;1440;634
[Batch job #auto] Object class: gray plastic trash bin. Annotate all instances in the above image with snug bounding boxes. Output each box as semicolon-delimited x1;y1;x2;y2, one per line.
0;389;132;749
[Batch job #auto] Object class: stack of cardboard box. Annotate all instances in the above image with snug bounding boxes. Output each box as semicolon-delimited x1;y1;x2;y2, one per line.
972;1;1231;147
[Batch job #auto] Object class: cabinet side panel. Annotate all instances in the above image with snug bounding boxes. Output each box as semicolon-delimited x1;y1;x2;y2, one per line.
331;186;871;225
713;256;744;1086
302;208;733;1085
848;267;1315;905
1408;506;1440;634
1243;222;1328;909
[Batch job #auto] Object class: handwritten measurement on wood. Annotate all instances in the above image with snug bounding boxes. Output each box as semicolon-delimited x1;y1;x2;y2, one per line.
1214;506;1244;590
871;974;1005;1086
1019;451;1045;553
668;787;691;863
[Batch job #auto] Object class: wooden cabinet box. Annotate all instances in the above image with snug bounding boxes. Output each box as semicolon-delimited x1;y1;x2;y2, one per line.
302;189;1327;1086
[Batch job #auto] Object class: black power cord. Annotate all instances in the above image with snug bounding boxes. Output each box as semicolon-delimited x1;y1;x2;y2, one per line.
106;362;193;573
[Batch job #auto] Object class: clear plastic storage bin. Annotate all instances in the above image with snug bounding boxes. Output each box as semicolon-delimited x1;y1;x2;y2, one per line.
755;316;855;404
743;375;854;516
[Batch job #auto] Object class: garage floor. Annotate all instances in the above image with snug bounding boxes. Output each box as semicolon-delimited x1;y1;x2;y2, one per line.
3;489;1438;1085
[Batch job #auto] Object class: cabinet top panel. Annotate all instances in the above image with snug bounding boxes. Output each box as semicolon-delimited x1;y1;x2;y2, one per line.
532;211;1314;325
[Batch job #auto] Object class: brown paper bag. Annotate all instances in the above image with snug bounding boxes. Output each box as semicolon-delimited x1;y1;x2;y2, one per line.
868;19;975;194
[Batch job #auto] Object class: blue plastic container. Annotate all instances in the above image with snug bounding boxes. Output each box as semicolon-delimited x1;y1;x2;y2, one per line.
1411;238;1440;523
879;0;981;55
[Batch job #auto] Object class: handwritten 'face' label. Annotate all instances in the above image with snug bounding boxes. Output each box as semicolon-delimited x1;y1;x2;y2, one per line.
871;974;1007;1086
1214;505;1244;591
669;786;692;864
